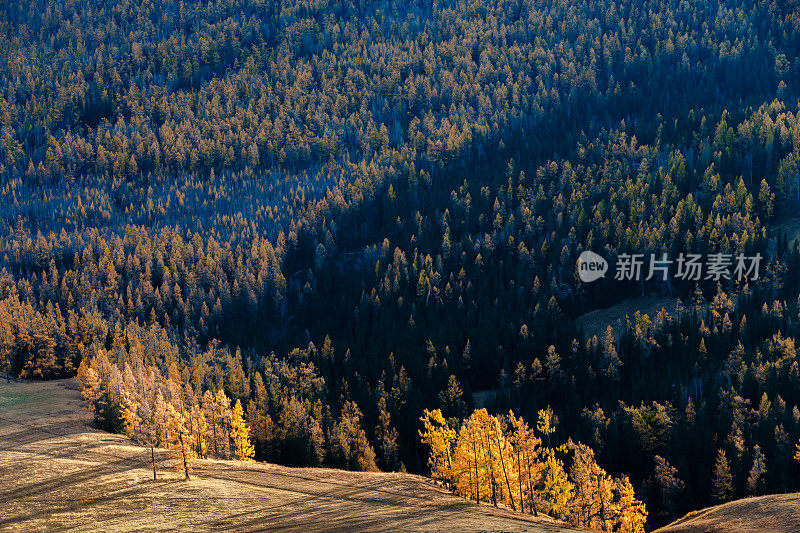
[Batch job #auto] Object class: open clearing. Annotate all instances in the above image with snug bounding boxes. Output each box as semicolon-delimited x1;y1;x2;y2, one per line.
575;296;681;341
0;379;578;532
773;217;800;249
656;493;800;533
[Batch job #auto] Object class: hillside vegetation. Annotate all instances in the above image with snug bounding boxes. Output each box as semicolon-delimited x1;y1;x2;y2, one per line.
0;379;577;532
0;0;800;530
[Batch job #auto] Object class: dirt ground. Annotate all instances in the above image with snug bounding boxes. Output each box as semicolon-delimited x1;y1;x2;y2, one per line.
656;493;800;533
0;379;579;532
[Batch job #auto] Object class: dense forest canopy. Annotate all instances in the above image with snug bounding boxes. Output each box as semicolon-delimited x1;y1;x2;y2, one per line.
1;0;800;529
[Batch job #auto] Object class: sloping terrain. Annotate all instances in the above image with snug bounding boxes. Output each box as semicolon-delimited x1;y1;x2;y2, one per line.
774;217;800;249
575;296;681;341
656;493;800;533
0;380;577;532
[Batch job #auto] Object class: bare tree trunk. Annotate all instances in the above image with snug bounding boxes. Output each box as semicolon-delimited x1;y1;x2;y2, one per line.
472;433;479;503
524;448;537;517
178;433;190;480
598;474;607;532
516;450;524;513
498;437;516;510
445;445;452;489
151;445;157;481
480;424;497;506
211;413;219;457
466;455;474;501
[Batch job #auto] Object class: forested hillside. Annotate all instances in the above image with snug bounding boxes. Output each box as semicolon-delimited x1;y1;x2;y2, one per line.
1;0;800;529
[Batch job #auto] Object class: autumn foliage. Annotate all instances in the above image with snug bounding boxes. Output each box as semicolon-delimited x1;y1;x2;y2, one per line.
76;344;255;480
420;407;647;532
0;0;799;529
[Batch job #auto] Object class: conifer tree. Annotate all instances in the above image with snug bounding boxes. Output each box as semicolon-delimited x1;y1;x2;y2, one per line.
568;440;614;529
121;388;158;481
162;399;196;480
77;359;103;420
138;401;159;482
508;411;542;515
330;401;378;472
614;476;647;533
453;410;485;502
230;399;255;461
420;409;457;483
747;445;767;496
652;456;684;522
711;449;733;503
375;395;400;471
205;389;232;458
188;398;208;459
540;454;573;520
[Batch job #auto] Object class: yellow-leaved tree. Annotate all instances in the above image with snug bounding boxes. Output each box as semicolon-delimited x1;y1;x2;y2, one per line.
448;409;523;510
536;408;573;519
507;411;542;515
419;408;456;483
205;389;232;458
568;440;616;530
420;405;646;532
614;476;648;533
452;408;488;502
231;399;255;461
540;454;574;519
76;359;103;418
160;398;196;480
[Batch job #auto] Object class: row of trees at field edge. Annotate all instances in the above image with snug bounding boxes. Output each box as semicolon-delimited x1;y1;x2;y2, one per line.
421;407;647;532
77;348;255;480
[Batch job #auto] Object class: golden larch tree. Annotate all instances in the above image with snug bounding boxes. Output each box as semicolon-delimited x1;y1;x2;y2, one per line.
419;408;456;483
230;399;255;461
161;399;196;480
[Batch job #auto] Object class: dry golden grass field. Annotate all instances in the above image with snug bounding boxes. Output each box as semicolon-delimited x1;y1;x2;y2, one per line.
655;493;800;533
0;379;580;532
